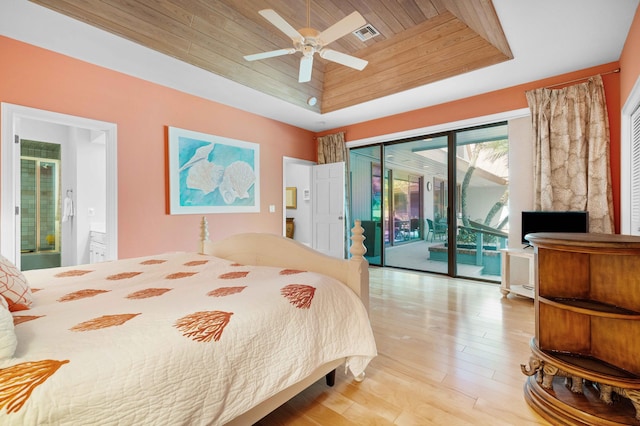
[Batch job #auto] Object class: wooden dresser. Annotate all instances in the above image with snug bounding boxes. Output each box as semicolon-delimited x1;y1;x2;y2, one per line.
522;233;640;425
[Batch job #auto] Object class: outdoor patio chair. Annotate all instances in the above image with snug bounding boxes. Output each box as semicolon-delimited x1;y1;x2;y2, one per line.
426;219;446;242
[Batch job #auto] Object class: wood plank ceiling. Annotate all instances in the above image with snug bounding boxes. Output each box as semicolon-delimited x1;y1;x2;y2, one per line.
29;0;513;115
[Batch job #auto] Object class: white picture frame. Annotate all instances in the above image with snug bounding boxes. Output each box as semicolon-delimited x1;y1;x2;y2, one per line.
168;126;260;214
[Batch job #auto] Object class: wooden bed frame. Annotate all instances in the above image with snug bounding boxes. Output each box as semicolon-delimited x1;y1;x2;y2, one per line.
198;217;370;425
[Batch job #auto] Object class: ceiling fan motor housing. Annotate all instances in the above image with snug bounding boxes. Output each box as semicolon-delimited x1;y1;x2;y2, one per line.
297;28;321;55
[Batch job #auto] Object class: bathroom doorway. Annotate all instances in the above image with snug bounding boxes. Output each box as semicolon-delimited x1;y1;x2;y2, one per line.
1;103;118;268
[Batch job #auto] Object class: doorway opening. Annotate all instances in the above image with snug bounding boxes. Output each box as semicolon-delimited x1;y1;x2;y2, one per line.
1;103;118;268
283;157;315;246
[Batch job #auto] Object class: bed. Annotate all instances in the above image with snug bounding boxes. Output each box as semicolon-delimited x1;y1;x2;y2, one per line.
0;219;376;425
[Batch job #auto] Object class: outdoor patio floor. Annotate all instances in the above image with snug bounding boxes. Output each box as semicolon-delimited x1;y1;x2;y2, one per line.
366;239;502;283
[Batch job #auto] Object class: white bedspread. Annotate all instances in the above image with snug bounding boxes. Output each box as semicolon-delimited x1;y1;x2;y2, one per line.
0;252;377;425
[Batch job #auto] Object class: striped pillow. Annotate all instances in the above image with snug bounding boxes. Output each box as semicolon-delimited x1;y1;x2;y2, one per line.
0;254;33;311
0;296;17;359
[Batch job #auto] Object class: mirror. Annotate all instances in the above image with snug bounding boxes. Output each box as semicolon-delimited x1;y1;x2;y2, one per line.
286;187;297;209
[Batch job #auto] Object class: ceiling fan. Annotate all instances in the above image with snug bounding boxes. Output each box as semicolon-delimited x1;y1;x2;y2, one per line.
243;2;369;83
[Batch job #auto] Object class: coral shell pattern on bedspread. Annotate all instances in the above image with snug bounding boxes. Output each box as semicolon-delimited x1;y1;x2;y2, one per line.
0;252;377;425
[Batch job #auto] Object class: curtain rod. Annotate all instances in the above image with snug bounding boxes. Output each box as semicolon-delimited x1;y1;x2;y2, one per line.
545;68;620;89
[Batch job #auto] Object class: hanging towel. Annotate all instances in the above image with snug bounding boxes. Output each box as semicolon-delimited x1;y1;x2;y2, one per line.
62;196;74;222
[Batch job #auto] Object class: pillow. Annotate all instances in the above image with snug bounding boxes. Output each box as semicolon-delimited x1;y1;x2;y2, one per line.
0;296;17;359
0;254;33;311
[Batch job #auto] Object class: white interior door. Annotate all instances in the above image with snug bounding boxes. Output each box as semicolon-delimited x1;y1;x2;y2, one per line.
312;162;345;258
631;105;640;235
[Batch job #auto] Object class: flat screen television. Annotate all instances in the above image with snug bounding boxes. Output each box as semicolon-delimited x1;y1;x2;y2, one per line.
521;211;589;244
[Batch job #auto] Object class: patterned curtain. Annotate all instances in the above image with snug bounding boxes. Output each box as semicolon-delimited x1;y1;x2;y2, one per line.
525;75;614;234
317;132;351;256
317;132;346;164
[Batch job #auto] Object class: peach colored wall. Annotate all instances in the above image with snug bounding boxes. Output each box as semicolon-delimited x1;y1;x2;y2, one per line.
322;62;623;232
0;36;315;259
620;5;640;104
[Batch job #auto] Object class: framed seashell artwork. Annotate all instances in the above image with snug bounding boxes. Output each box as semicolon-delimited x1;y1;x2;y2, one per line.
168;127;260;214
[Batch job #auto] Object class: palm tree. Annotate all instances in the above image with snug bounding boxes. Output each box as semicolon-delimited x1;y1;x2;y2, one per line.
459;139;509;241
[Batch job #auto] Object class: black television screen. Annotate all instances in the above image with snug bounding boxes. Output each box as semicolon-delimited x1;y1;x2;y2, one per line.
521;211;589;244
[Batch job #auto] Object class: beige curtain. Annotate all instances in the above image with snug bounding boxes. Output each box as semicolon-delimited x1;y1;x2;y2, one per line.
525;75;614;234
317;132;351;256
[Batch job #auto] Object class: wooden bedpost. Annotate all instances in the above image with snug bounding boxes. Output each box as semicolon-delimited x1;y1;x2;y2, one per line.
200;217;210;254
349;219;370;313
349;219;367;259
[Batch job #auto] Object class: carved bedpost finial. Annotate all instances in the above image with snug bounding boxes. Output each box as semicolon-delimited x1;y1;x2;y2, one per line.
201;217;210;243
350;219;367;259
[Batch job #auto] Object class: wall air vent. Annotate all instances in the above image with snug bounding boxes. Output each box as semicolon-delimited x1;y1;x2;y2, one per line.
353;24;380;41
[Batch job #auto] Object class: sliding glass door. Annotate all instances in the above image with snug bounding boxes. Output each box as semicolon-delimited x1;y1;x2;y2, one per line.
349;122;509;283
454;125;509;281
348;137;450;274
349;145;382;265
383;137;448;272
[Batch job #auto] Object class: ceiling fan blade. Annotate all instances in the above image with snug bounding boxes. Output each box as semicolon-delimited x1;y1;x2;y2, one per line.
298;55;314;83
318;11;366;46
244;48;295;62
259;9;303;42
319;49;368;71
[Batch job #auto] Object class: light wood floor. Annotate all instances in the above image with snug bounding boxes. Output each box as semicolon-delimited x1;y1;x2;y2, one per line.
257;267;549;425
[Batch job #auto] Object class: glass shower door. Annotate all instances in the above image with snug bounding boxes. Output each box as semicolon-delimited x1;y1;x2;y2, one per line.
37;160;60;253
20;144;62;270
